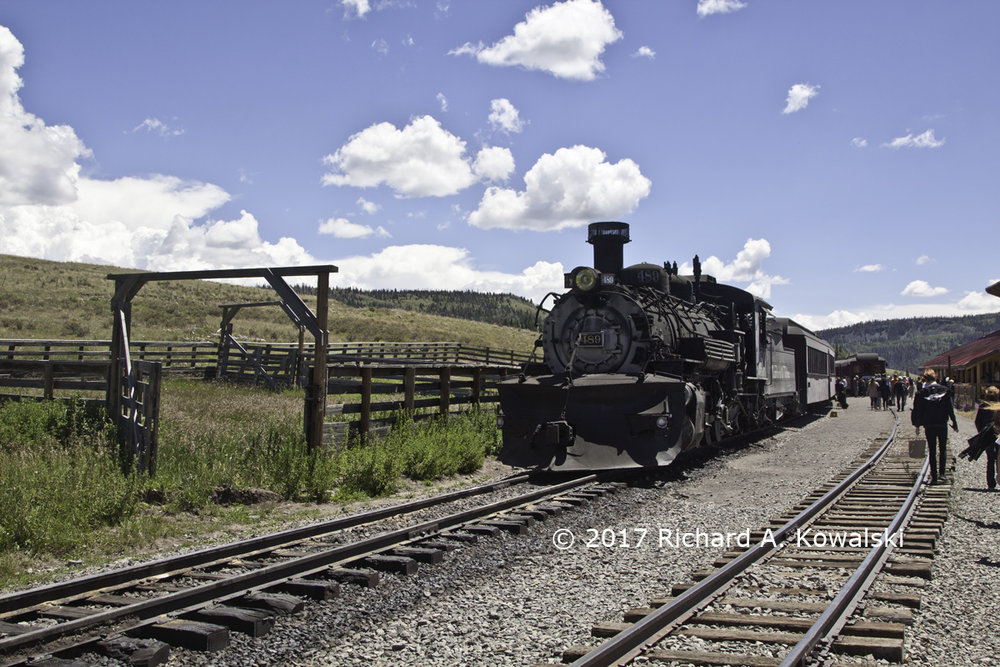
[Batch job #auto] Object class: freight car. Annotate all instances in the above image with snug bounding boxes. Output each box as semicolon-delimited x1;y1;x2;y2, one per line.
497;222;834;471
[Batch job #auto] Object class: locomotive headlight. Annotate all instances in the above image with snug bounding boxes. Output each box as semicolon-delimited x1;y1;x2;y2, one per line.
573;267;599;291
655;415;670;429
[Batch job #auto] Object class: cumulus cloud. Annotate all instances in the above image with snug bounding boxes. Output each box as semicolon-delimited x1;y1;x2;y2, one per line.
449;0;622;81
488;98;524;134
331;244;564;302
467;145;650;231
851;137;868;148
782;83;819;114
0;26;315;272
882;129;945;149
916;254;932;265
697;0;748;17
901;280;948;297
633;46;655;59
680;238;788;299
322;115;483;197
318;217;390;239
855;264;883;273
472;146;515;183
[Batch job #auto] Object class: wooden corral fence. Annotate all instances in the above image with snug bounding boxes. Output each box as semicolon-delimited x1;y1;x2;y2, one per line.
322;364;513;446
0;359;109;403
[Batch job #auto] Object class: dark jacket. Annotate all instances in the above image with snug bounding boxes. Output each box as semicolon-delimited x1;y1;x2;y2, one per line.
911;381;957;429
974;402;998;434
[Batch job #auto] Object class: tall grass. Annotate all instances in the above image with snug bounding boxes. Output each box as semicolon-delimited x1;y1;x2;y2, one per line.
0;400;138;555
0;379;500;584
334;409;500;498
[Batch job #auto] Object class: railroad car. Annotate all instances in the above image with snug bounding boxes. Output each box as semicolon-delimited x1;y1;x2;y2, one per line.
497;222;834;471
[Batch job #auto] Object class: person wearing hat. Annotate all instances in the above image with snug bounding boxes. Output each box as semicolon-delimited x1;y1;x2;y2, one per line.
912;369;959;484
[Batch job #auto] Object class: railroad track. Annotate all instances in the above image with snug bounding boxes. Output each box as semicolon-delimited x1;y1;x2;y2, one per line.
0;471;620;666
562;412;949;666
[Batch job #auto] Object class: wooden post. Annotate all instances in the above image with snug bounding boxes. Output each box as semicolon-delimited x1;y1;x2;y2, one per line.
359;366;372;444
308;271;329;452
404;367;416;412
439;367;451;416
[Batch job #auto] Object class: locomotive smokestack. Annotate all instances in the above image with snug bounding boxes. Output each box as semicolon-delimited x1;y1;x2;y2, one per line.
587;221;630;273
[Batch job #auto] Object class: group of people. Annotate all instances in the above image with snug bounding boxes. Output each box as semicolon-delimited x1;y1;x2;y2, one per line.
909;369;1000;489
834;374;915;411
835;369;1000;489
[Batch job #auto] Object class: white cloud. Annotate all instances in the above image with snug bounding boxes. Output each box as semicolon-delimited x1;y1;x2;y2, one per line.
851;137;868;148
472;146;515;183
356;197;381;214
322;115;481;197
855;264;883;273
782;83;819;114
342;0;370;18
467;145;650;231
882;129;945;149
794;294;1000;330
318;217;390;239
0;26;315;273
331;244;563;302
488;98;524;134
680;238;788;299
901;280;948;297
916;254;931;265
371;38;389;55
436;92;448;112
697;0;748;17
633;46;655;59
128;118;184;137
449;0;622;81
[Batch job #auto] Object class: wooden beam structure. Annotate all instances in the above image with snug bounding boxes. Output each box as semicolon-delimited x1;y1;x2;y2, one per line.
107;265;337;464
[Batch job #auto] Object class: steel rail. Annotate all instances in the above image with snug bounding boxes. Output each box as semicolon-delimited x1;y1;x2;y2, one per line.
780;432;927;666
0;474;596;656
0;472;534;615
570;416;900;667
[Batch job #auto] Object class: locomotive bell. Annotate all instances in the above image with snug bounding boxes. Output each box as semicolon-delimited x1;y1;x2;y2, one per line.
587;221;630;274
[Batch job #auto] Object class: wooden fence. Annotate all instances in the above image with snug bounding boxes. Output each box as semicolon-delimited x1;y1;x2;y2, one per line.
0;359;108;402
322;364;512;446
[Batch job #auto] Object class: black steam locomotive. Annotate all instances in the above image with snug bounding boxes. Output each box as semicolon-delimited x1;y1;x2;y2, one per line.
497;222;834;471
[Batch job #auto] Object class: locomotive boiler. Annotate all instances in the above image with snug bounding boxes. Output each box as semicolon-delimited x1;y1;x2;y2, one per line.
497;222;834;471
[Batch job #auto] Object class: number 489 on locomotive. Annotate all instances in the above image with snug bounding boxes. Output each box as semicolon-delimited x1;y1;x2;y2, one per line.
496;221;835;472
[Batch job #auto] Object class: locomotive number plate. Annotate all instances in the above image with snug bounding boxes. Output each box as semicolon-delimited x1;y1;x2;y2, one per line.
578;332;604;347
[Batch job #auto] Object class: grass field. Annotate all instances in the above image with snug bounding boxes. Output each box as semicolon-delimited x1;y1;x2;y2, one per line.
0;380;502;587
0;252;526;587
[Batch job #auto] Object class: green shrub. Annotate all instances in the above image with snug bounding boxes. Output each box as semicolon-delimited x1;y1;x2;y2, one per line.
0;399;138;555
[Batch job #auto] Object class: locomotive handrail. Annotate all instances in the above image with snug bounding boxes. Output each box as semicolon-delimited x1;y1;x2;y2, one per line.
570;414;901;667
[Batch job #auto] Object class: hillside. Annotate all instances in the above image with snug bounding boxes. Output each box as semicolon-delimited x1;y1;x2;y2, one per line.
818;312;1000;373
0;254;539;353
298;286;540;330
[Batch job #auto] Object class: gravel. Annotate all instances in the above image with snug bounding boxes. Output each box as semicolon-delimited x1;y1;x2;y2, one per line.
66;405;1000;666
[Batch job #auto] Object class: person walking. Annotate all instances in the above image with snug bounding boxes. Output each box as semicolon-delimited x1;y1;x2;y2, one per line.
868;377;880;410
912;369;959;484
893;376;908;411
973;386;1000;490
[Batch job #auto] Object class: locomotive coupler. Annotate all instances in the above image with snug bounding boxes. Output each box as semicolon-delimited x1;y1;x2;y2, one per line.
532;420;575;448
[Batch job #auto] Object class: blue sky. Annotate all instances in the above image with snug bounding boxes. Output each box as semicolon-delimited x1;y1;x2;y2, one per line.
1;0;997;330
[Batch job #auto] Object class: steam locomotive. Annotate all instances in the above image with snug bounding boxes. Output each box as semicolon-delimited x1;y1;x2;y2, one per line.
497;222;834;471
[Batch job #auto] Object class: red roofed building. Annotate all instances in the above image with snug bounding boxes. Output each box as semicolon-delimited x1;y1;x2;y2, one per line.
920;330;1000;394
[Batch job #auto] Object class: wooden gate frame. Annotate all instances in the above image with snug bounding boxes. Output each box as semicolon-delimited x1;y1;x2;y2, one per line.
107;265;336;468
